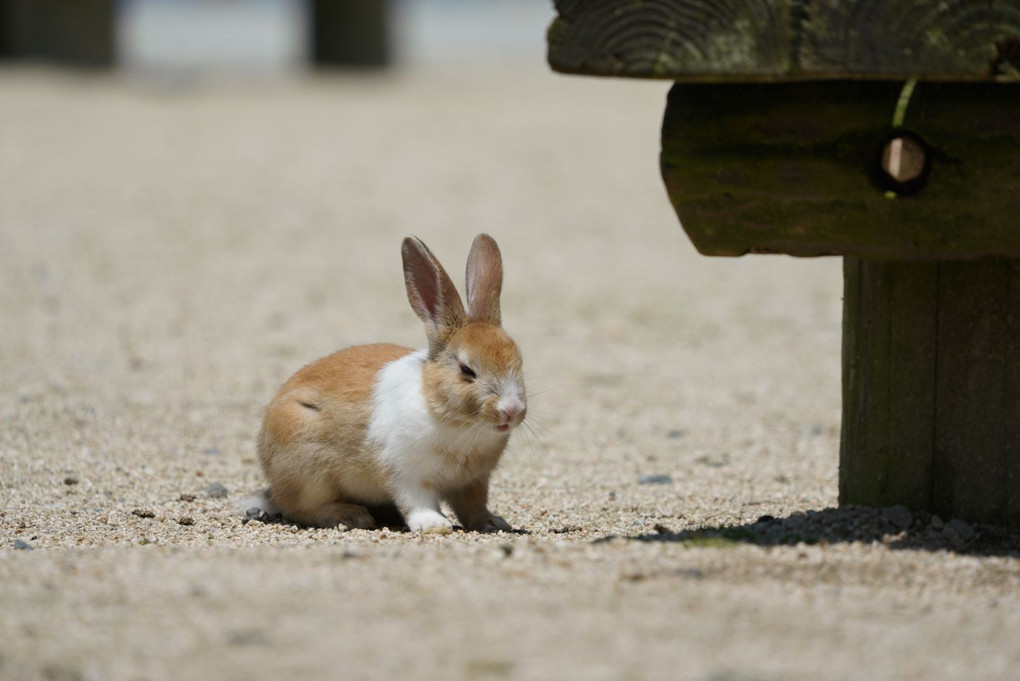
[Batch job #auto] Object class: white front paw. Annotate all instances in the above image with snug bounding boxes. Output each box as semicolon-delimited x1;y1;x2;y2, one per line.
407;510;454;534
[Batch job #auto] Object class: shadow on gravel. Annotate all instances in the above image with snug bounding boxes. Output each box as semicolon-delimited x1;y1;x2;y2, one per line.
242;503;409;530
608;506;1020;558
242;504;531;535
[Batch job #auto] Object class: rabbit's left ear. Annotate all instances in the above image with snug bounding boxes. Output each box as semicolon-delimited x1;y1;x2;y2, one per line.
465;233;503;325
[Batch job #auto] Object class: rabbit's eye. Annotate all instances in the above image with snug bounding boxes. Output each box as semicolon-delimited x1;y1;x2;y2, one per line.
459;364;477;381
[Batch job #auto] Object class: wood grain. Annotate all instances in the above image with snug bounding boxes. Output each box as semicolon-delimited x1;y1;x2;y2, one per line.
932;261;1020;526
549;0;792;78
550;0;1020;80
801;0;1020;78
840;258;939;512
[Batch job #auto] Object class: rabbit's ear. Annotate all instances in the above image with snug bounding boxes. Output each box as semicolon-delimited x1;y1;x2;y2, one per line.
402;237;466;347
465;233;503;326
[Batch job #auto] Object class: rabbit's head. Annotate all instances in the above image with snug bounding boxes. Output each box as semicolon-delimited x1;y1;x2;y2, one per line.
402;234;527;433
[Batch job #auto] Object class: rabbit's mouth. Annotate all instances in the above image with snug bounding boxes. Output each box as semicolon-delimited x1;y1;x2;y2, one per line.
495;424;511;433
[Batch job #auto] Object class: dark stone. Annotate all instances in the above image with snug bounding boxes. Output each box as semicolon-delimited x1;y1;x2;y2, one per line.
202;483;228;499
638;474;673;485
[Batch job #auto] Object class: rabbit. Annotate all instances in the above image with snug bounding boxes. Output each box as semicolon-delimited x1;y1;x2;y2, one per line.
248;233;527;534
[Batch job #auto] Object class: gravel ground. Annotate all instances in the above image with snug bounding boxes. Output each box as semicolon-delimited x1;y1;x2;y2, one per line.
2;65;1019;681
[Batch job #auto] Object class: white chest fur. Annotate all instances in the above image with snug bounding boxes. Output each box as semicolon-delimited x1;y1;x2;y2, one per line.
368;350;508;491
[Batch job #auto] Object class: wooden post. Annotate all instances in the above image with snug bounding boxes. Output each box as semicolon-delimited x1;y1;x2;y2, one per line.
658;82;1020;528
658;82;1020;529
0;0;115;67
840;259;939;512
841;259;1020;526
932;261;1020;524
309;0;390;69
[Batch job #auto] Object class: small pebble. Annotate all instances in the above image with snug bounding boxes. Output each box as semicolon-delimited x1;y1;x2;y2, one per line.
946;518;975;542
694;455;728;468
671;567;704;579
242;507;283;525
882;505;914;531
63;476;78;486
131;509;155;519
13;539;33;550
638;474;673;485
178;517;195;526
202;483;228;499
179;493;196;502
226;629;268;646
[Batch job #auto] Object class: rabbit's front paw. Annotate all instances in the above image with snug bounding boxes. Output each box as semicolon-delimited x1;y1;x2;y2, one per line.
484;514;512;533
407;510;454;534
468;513;511;533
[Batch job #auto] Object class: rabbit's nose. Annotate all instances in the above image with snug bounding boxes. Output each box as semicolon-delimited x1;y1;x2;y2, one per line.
499;396;526;423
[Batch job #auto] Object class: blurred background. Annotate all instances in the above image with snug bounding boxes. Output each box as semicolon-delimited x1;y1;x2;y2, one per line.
0;0;555;75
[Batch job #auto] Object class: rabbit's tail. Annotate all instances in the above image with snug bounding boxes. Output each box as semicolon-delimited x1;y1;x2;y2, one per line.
237;487;281;520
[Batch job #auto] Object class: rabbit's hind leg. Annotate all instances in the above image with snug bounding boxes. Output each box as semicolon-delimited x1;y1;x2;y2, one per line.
290;500;377;530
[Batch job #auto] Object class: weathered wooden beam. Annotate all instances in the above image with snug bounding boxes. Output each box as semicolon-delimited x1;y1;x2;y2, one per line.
549;0;1020;81
801;0;1020;79
660;81;1020;259
841;258;1020;528
548;0;793;79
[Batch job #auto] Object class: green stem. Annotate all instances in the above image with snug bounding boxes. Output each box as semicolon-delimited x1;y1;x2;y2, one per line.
892;78;918;128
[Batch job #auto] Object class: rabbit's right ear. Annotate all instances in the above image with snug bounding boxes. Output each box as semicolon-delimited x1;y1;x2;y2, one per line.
402;237;466;351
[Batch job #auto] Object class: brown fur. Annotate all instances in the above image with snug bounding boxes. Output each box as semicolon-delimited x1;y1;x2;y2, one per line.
257;343;411;528
445;477;494;530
